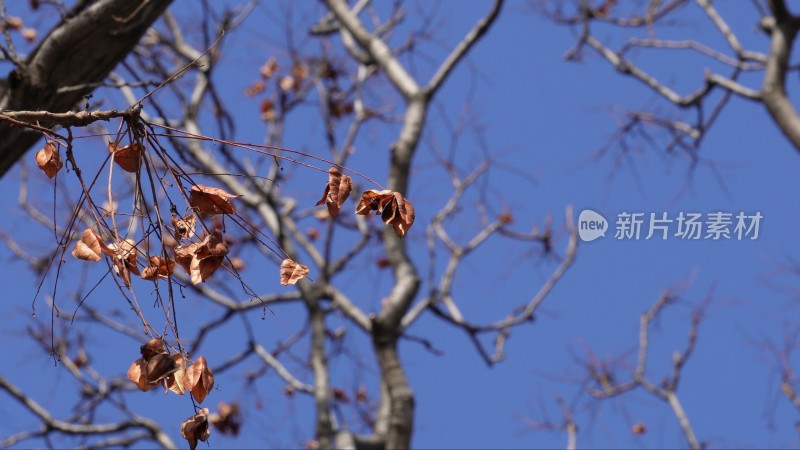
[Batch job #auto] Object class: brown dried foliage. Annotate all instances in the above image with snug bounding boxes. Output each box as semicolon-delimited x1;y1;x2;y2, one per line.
355;189;416;237
34;141;62;178
184;355;215;403
108;141;143;173
181;408;211;450
189;185;240;215
175;228;229;285
209;402;242;436
315;166;352;217
280;258;309;286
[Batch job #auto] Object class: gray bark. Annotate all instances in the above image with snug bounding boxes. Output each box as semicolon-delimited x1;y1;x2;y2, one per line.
0;0;172;177
761;3;800;152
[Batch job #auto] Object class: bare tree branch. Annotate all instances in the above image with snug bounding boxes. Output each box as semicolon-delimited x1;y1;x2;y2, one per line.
0;0;172;177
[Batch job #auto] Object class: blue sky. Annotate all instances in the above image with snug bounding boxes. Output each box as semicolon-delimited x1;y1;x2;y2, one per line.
1;1;799;449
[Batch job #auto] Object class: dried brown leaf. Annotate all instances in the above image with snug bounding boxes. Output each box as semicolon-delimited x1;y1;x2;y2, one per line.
140;338;167;360
166;354;187;395
175;229;229;285
184;356;215;403
315;166;352;217
181;408;211;450
108;239;139;287
189;185;240;215
127;358;155;392
171;214;196;241
108;141;143;173
145;353;178;384
35;141;62;178
355;189;393;216
141;256;175;280
355;190;415;237
71;229;104;262
381;193;415;238
174;243;197;275
209;401;242;436
280;258;309;286
191;255;225;285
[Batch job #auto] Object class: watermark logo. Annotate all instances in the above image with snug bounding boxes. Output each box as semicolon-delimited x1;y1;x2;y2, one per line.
578;209;762;242
578;209;608;242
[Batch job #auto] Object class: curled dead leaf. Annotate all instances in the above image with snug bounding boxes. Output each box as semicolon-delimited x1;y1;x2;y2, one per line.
355;190;416;238
35;141;62;178
171;214;196;241
315;166;352;217
145;353;178;384
166;354;187;395
175;229;229;285
127;358;155;392
108;141;143;173
71;229;105;262
141;256;175;281
209;401;242;436
181;408;211;450
184;355;215;403
355;189;392;216
140;338;167;360
189;185;240;215
381;192;415;238
280;258;309;286
107;239;139;287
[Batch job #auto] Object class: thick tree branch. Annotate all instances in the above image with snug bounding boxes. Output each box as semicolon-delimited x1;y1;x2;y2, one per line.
0;375;177;449
761;12;800;152
323;0;419;99
0;0;172;177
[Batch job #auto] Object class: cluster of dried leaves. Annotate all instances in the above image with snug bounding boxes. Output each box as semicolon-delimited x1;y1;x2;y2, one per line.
37;139;416;447
127;339;219;449
127;338;214;401
317;166;415;238
179;401;242;450
355;189;415;238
